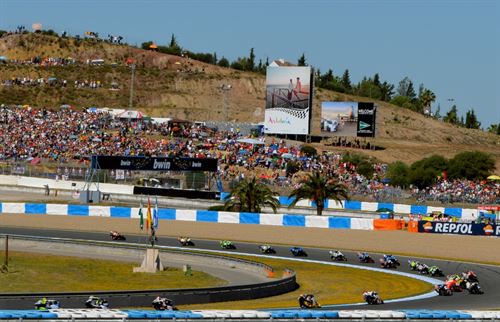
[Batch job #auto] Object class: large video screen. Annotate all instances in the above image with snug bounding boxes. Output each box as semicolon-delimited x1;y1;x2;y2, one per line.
264;66;312;135
321;102;358;137
321;101;376;137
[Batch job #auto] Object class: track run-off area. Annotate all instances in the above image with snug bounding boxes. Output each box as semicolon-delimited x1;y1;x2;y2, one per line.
0;213;499;310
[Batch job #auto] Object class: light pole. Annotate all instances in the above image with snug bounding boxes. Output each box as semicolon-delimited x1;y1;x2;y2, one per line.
219;84;232;122
129;64;136;109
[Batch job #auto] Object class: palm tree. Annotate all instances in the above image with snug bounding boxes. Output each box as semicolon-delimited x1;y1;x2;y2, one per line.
223;177;280;213
288;171;349;216
420;89;436;115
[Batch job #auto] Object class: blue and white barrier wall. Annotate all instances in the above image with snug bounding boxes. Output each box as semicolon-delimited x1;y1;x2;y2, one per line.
0;309;499;320
0;202;375;230
225;193;477;220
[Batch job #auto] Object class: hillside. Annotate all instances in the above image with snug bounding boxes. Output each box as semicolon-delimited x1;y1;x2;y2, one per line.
1;33;499;169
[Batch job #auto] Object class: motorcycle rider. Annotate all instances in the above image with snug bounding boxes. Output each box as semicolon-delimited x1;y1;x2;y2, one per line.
428;265;442;276
85;295;108;309
363;291;382;304
34;297;48;310
358;252;371;261
408;260;419;270
330;250;344;260
462;270;478;282
416;262;429;274
434;284;452;296
298;294;320;309
152;296;176;310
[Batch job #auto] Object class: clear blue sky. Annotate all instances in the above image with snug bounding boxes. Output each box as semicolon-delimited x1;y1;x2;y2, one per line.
1;0;499;127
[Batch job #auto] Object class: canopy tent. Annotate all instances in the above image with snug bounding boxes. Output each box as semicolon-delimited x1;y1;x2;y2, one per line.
116;110;144;120
487;175;500;181
236;138;265;145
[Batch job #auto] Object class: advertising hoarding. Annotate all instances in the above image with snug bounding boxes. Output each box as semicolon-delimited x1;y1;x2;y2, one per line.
91;156;218;172
417;221;499;237
356;102;376;137
321;102;358;137
264;66;312;135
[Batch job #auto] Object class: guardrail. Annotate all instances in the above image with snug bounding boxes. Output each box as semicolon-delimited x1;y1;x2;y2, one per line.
0;235;297;309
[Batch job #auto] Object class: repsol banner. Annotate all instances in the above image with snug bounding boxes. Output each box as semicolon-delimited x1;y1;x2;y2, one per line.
356;102;376;137
91;156;218;172
418;221;499;237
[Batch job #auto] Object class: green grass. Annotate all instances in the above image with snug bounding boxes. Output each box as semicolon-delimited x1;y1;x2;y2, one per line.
181;254;433;310
0;251;226;292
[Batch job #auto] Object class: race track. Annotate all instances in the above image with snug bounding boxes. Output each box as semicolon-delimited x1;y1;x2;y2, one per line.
1;226;499;310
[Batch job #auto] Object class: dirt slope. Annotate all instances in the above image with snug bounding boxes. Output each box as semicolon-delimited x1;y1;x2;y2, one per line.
1;33;499;168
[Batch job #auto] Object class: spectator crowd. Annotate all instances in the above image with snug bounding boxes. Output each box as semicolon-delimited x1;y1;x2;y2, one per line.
0;106;498;205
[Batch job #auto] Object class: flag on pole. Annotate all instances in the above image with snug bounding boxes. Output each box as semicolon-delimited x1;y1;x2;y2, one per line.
146;197;152;231
153;196;159;230
139;200;144;230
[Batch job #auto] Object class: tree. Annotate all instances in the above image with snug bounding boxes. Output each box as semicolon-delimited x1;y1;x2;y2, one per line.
373;73;381;87
341;69;352;92
409;155;448;189
300;145;317;157
397;77;417;101
379;81;395;101
212;52;217;65
217;57;229;68
297;53;307;66
447;151;495;180
464;109;481;129
288;172;349;216
487;123;499;135
443;105;459;125
247;48;255;71
169;33;179;48
386;161;410;188
141;41;154;50
223;177;280;213
434;104;441;120
419;88;436;116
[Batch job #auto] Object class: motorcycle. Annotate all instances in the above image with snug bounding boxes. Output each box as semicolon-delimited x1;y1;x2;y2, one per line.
259;245;276;254
363;292;384;305
416;263;429;275
85;296;109;309
110;231;126;241
329;250;347;261
298;294;321;309
152;297;178;311
382;255;400;266
434;284;453;296
466;282;484;295
357;252;375;263
380;258;399;269
290;247;307;257
34;299;60;310
428;266;445;277
178;237;194;246
220;240;236;249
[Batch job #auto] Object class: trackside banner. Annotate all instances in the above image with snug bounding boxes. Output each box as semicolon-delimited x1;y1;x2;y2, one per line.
417;221;499;237
91;156;218;172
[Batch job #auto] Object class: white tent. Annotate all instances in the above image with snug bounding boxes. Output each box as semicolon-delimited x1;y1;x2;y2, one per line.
237;138;265;145
116;110;144;120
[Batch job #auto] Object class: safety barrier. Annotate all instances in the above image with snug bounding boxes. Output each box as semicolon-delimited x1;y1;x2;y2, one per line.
221;192;478;220
0;174;480;220
0;235;297;309
1;309;499;320
0;202;406;231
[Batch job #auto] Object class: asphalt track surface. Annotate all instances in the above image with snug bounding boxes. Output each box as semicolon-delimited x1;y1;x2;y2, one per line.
1;227;499;310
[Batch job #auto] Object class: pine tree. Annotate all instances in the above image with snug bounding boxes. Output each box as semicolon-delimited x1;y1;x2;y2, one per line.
298;53;307;66
465;109;481;129
248;48;255;71
212;52;217;65
373;73;381;87
341;69;352;92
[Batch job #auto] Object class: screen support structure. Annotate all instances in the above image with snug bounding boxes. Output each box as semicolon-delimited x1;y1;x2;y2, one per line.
82;159;101;204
